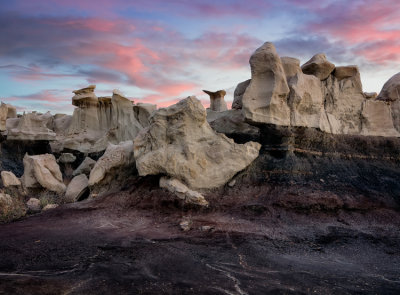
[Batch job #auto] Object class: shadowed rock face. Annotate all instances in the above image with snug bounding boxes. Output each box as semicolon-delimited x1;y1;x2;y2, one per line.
203;89;228;112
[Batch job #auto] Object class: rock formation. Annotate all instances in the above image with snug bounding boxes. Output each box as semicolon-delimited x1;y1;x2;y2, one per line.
0;103;17;132
159;177;209;206
1;171;21;187
72;157;96;176
203;90;228;112
134;96;261;190
377;72;400;133
88;141;135;186
7;111;56;140
64;174;89;202
21;154;66;194
232;79;250;110
241;42;291;126
133;103;157;127
301;53;335;80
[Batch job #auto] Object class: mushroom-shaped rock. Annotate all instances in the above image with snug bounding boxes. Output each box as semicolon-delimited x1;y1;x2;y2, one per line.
72;85;97;106
73;157;96;176
242;42;291;126
232;80;250;110
203;90;228;112
134;96;261;190
361;100;400;137
88;141;134;186
301;53;335;80
64;174;89;202
21;154;66;194
1;171;21;187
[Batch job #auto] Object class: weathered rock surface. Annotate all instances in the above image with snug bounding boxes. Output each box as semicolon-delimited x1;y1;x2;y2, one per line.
0;103;16;132
1;171;21;187
364;92;378;99
377;72;400;102
88;141;134;186
242;42;291;126
203;90;228;112
26;197;41;212
21;154;66;194
133;103;157;128
42;204;58;211
51;114;72;135
281;56;301;81
301;53;335;80
159;177;208;206
7;112;56;140
361;100;400;137
134;96;261;189
333;66;359;80
64;174;89;202
72;157;96;176
232;79;250;109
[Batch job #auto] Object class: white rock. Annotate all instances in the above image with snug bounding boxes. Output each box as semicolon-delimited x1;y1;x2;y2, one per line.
134;96;261;190
242;42;291;126
43;204;58;211
281;56;301;81
27;198;41;212
159;177;209;206
58;153;76;164
203;90;228;112
65;174;89;202
88;141;134;186
133;103;157;127
1;171;21;187
72;157;96;176
21;154;66;194
301;53;335;80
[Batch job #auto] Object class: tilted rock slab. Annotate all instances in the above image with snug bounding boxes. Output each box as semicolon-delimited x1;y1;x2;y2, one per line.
88;141;135;186
73;157;96;176
65;174;89;202
159;177;209;206
232;79;250;110
134;96;261;190
301;53;335;81
242;42;291;126
1;171;21;187
21;154;66;194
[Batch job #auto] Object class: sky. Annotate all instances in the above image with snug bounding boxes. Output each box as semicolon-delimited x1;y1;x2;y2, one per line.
0;0;399;114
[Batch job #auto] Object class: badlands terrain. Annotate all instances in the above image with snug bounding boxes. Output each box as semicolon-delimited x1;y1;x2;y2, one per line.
0;42;400;294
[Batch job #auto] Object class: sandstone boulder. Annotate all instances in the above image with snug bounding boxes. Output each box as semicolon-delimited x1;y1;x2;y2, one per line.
64;174;89;202
134;96;261;190
242;42;290;126
364;92;378;99
203;90;228;112
361;100;400;137
72;157;96;176
301;53;335;80
7;111;56;140
26;198;41;212
88;141;134;186
333;66;359;81
377;72;400;102
1;171;21;187
232;80;250;110
159;177;208;206
21;154;66;194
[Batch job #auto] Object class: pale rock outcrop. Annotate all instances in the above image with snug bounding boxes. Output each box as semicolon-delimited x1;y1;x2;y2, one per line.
232;79;250;110
21;154;66;194
64;174;89;202
58;153;76;164
134;96;261;190
159;177;209;206
88;141;134;186
52;114;72;135
7;111;56;140
320;68;365;134
282;57;325;128
0;103;16;132
207;109;260;141
6;117;20;131
43;204;58;211
301;53;335;80
361;100;400;137
203;90;228;112
377;72;400;132
72;157;96;176
364;92;378;99
26;198;41;212
0;193;12;206
1;171;21;187
242;42;291;126
133;103;157;127
57;86;143;153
